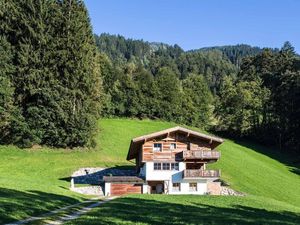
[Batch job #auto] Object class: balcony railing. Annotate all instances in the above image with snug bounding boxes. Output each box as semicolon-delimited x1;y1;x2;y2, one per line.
183;169;221;178
183;150;220;160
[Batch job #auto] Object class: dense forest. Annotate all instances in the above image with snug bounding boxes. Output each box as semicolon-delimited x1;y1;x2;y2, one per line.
0;0;103;147
0;1;299;154
95;34;300;153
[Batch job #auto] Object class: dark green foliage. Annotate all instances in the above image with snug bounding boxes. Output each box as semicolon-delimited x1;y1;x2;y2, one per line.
181;74;213;128
216;76;270;136
154;67;182;121
95;34;236;94
217;43;300;153
182;50;237;94
1;1;298;155
95;33;300;153
94;33;151;66
132;69;158;118
0;36;16;142
0;0;102;147
197;44;269;67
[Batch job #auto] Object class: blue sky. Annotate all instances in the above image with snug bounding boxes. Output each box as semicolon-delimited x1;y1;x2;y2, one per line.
84;0;300;53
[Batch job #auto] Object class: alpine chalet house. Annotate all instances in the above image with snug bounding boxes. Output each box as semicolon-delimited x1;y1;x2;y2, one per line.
104;126;224;196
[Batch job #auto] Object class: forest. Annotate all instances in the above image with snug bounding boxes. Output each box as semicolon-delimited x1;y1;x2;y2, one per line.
0;0;299;154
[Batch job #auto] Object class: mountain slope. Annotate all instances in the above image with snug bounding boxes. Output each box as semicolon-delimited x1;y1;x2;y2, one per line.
0;118;299;224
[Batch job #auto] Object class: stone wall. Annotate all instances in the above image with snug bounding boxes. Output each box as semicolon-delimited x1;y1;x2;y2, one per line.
207;181;221;195
221;186;245;196
71;186;104;196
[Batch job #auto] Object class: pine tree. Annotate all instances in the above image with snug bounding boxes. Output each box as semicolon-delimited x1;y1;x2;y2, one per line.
46;0;102;147
182;74;213;128
155;67;182;121
0;36;15;142
0;0;103;147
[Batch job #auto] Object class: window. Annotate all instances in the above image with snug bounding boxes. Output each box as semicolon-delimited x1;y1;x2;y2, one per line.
170;143;176;150
171;162;179;170
154;162;178;171
189;183;197;192
153;143;162;152
162;163;170;170
154;162;161;170
172;183;180;192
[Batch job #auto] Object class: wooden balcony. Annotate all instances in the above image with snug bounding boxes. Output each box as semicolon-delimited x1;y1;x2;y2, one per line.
183;169;221;178
183;150;220;160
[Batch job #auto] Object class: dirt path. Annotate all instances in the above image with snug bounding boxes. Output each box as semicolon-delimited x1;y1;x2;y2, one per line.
6;197;117;225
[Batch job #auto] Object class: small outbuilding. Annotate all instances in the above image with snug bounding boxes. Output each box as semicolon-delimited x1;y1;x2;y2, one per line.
103;176;146;196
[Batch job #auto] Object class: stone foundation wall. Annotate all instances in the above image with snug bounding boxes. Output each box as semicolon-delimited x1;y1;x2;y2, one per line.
221;186;245;196
71;186;104;196
207;181;221;195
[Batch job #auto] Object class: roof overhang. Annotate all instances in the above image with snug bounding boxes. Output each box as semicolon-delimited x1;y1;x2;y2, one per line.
126;126;224;160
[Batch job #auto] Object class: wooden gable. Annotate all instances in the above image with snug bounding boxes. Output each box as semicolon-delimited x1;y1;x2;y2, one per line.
127;126;223;161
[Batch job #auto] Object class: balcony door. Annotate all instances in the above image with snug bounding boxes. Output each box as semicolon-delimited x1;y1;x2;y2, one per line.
186;163;203;170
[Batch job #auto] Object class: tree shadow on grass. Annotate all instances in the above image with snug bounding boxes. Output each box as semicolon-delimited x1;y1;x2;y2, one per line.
70;196;300;225
0;187;81;224
59;165;137;185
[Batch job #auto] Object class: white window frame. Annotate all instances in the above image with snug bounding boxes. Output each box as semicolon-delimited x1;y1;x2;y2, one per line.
189;183;197;192
162;162;170;170
171;162;179;170
170;143;177;150
153;143;162;152
172;183;180;192
154;162;161;170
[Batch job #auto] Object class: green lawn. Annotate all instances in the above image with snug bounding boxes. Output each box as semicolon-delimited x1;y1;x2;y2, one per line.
66;195;300;225
0;118;300;224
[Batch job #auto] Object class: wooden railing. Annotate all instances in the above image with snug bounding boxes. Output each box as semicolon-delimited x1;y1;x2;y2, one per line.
183;150;220;160
183;169;220;178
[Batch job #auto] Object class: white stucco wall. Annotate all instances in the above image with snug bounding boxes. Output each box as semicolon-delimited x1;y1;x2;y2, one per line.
168;179;207;194
142;184;148;194
142;162;185;181
104;182;111;196
140;162;208;195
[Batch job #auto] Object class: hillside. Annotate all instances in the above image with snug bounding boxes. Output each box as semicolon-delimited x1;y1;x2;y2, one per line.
0;118;300;224
195;44;265;66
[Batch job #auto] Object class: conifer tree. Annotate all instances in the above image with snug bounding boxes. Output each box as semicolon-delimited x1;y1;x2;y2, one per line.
0;36;16;143
0;0;102;147
48;0;102;147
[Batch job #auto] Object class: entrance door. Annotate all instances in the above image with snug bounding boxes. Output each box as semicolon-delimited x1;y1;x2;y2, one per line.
156;183;163;194
148;181;164;194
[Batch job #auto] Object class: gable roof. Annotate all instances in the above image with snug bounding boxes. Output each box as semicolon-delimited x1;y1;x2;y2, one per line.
127;126;224;160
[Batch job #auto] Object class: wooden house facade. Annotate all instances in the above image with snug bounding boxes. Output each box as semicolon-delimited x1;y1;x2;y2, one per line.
104;126;224;196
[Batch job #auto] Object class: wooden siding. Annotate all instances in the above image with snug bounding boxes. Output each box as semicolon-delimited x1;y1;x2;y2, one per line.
183;169;221;178
183;150;220;160
141;132;216;162
142;140;186;161
110;183;142;196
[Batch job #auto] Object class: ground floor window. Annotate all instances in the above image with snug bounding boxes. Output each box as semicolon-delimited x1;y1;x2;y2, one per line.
171;162;179;170
153;162;179;171
162;162;170;170
154;162;161;170
172;183;180;191
189;183;197;192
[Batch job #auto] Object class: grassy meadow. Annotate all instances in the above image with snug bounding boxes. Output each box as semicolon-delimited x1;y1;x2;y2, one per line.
0;118;299;224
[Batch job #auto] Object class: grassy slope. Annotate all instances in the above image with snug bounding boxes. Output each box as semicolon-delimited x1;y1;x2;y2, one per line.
67;195;300;225
0;118;299;224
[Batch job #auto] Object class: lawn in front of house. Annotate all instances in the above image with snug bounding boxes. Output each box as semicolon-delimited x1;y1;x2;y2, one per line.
66;194;300;225
0;118;300;224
